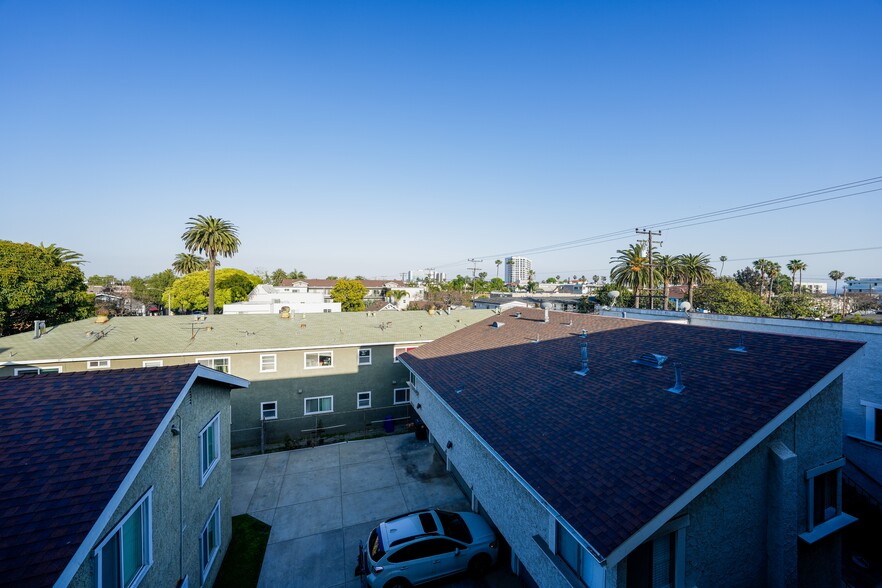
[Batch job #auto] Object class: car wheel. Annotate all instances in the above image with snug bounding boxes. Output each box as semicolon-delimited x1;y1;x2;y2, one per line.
468;553;492;576
383;578;411;588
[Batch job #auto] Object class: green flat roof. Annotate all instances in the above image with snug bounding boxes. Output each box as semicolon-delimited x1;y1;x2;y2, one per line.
0;309;495;363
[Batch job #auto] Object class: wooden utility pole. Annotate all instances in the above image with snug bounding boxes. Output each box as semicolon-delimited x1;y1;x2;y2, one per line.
636;228;662;309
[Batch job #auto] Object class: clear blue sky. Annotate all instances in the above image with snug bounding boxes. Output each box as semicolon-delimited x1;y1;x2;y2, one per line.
2;0;881;283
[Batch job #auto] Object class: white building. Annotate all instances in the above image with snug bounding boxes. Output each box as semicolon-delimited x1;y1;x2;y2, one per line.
222;284;340;315
846;278;882;294
505;256;532;285
800;281;828;295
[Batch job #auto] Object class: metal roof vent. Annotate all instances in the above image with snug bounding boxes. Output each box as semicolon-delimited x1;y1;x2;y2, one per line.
33;320;46;339
491;321;504;329
574;342;589;376
729;334;747;353
666;363;685;393
632;353;667;368
543;307;549;323
514;312;522;319
580;328;587;338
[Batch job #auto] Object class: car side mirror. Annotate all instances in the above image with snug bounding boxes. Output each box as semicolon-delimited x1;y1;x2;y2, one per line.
454;548;461;557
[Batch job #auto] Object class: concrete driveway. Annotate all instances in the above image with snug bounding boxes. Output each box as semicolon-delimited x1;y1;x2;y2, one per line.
232;434;515;588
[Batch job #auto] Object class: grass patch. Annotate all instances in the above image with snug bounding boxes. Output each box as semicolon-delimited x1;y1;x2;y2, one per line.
215;514;271;588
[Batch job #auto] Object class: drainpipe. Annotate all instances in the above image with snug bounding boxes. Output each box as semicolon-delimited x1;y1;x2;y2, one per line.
177;414;184;583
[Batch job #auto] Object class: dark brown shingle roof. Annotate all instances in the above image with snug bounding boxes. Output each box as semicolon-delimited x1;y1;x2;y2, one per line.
401;308;864;557
0;365;204;587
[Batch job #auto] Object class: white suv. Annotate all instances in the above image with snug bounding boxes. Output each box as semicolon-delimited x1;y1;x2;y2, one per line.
357;509;498;588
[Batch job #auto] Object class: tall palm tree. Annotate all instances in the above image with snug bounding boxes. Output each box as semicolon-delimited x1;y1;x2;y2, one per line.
656;254;681;311
610;244;658;308
495;259;502;279
172;253;208;276
786;260;806;293
719;255;727;277
678;252;715;305
766;262;781;303
39;242;85;265
829;270;844;296
752;259;772;299
181;215;241;314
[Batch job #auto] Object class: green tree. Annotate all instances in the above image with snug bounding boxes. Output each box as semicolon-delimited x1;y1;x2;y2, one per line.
545;277;557;283
678;253;715;306
787;260;806;293
288;270;307;280
172;253;208;276
771;292;824;319
594;282;634;307
692;279;769;317
181;215;241;315
39;242;85;265
387;289;408;305
733;266;763;295
87;275;121;287
0;240;93;335
655;254;681;311
165;268;259;313
495;259;502;278
829;270;845;296
610;243;658;308
488;277;505;291
719;255;728;276
330;279;367;312
270;268;288;286
131;270;177;306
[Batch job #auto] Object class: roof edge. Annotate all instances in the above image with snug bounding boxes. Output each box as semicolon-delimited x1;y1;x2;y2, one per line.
52;366;240;587
604;344;865;567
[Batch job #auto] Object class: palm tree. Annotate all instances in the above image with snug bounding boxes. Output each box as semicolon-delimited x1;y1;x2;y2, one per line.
656;254;681;311
752;259;772;299
719;255;727;277
610;244;658;308
172;252;208;276
39;242;85;265
495;259;502;279
678;253;715;305
766;262;781;303
505;259;514;284
829;270;845;296
181;215;241;314
786;260;807;293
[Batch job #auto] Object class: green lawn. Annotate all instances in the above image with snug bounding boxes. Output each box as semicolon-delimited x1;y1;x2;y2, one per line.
215;514;272;588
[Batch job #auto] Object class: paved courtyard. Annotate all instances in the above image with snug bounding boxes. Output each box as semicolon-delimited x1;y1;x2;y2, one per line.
232;434;518;588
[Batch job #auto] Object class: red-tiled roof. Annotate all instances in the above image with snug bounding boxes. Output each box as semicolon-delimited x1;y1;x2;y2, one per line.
401;308;864;557
0;365;202;587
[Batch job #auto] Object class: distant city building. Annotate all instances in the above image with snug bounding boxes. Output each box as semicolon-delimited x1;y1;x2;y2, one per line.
800;281;828;295
504;256;532;285
845;278;882;294
405;269;446;283
223;284;341;314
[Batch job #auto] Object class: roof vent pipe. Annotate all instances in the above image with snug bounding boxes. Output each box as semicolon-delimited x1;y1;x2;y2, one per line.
574;342;589;376
544;307;549;323
667;363;685;394
33;320;46;339
580;328;587;338
729;334;747;353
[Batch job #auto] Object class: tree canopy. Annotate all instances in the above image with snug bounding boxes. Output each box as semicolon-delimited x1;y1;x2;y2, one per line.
181;215;241;314
692;279;769;317
0;240;93;335
330;279;367;312
164;268;259;313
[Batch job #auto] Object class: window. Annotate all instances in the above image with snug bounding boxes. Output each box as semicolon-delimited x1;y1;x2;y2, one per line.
358;348;372;366
304;396;333;415
393;387;410;405
95;489;152;588
14;366;62;375
260;354;277;373
626;535;675;588
88;360;111;369
861;400;882;442
197;357;229;374
261;401;278;420
800;458;856;543
200;500;221;583
199;413;221;486
357;391;371;409
142;360;163;368
393;346;418;363
304;351;333;369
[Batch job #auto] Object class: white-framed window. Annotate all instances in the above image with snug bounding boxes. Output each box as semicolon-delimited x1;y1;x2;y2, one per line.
357;391;371;409
94;488;153;588
618;516;688;588
142;360;163;368
393;346;418;363
196;357;230;374
861;400;882;443
304;351;333;369
393;387;410;405
88;359;111;369
261;401;278;420
200;500;221;583
260;354;277;373
358;348;372;366
799;458;856;543
199;413;221;487
14;366;62;375
304;396;333;415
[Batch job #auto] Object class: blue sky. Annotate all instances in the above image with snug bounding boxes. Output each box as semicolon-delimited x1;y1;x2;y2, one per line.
2;0;880;283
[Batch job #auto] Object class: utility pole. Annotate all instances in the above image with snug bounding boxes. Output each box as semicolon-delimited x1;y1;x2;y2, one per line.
636;228;662;309
467;258;483;283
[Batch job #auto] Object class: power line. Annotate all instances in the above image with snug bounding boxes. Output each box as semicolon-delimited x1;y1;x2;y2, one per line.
723;246;882;263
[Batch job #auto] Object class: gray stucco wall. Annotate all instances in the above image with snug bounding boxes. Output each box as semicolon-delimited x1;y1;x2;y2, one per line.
68;378;232;588
412;368;846;588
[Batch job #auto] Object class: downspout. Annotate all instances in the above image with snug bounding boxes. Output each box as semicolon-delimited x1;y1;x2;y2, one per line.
177;414;184;583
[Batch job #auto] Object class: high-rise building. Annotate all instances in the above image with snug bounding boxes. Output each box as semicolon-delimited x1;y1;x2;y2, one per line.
504;256;532;285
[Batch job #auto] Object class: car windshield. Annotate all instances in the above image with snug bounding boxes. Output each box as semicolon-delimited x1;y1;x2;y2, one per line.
369;528;385;561
437;511;472;543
